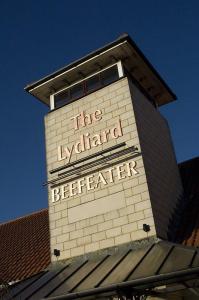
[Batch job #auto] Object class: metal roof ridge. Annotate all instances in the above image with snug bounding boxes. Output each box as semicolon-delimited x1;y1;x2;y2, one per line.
43;266;199;300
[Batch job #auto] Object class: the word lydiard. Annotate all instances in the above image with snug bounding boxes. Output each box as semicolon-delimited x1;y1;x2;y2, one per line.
51;160;138;203
57;110;123;163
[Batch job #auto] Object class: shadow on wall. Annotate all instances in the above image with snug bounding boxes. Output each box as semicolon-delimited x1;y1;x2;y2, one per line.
167;189;187;242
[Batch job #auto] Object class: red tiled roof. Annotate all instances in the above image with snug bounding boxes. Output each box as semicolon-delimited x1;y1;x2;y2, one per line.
0;209;50;283
177;157;199;247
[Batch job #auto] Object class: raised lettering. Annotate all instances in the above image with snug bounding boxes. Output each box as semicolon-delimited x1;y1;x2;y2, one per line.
80;111;92;127
126;161;138;176
65;146;74;163
85;133;91;150
74;135;85;153
106;167;115;183
117;164;126;180
102;129;110;143
110;119;123;139
92;134;102;147
61;185;69;200
77;178;85;194
86;175;95;191
71;114;80;130
93;110;102;121
57;145;66;161
96;172;107;188
69;181;77;197
52;188;60;203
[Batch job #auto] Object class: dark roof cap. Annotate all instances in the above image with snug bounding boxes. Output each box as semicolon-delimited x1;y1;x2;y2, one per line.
25;33;176;107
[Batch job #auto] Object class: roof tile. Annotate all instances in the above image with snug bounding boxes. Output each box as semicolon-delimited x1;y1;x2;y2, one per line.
0;209;50;283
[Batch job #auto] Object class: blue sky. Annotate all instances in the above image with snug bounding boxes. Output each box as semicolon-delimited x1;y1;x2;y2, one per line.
0;0;198;222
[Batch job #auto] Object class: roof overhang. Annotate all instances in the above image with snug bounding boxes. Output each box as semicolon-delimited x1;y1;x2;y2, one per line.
25;33;176;107
4;241;199;299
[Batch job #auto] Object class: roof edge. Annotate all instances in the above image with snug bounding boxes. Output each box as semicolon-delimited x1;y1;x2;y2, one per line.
178;156;199;166
46;265;199;300
24;34;129;92
24;33;176;101
0;208;48;226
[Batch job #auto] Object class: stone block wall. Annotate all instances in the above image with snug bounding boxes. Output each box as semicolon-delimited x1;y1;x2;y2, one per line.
45;78;156;261
130;81;183;241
